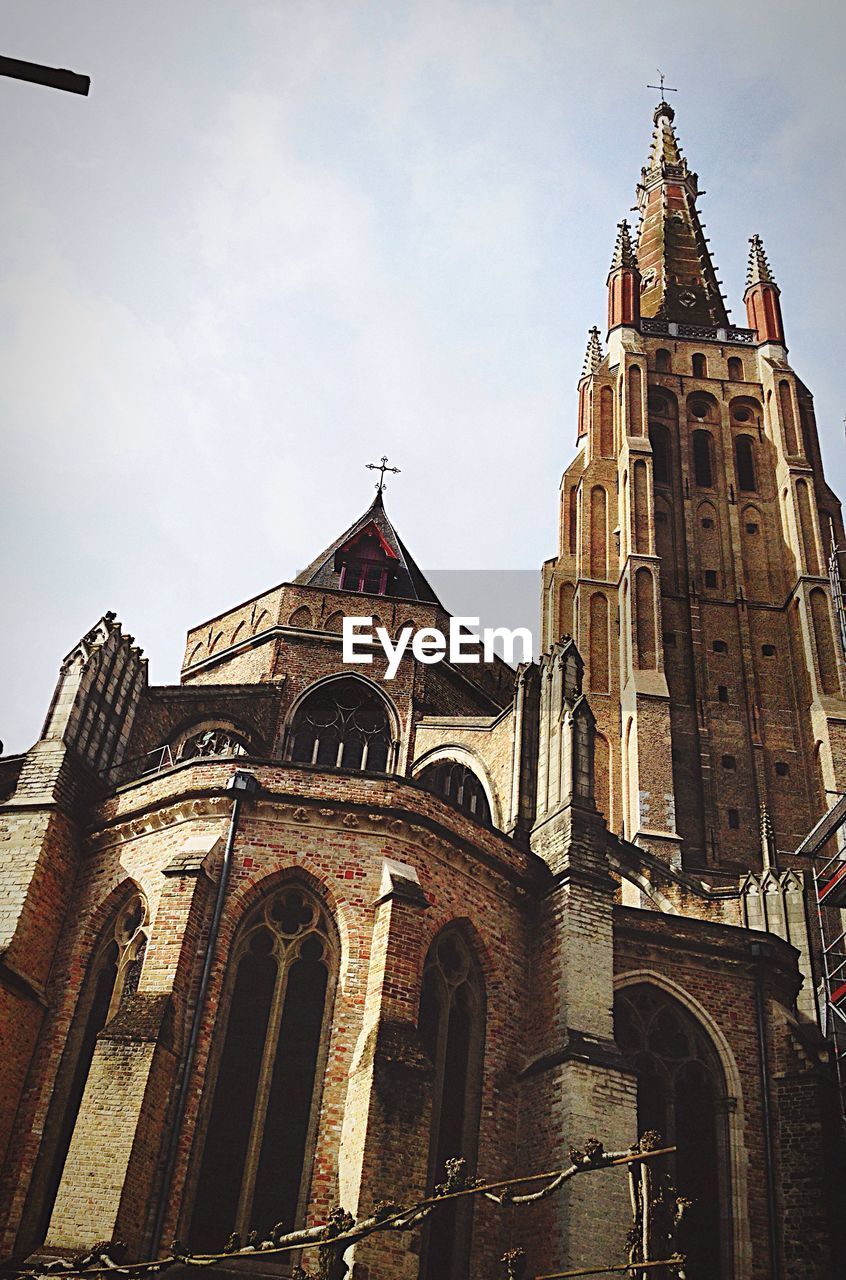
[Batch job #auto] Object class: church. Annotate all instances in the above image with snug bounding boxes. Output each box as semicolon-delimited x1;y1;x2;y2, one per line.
1;98;844;1280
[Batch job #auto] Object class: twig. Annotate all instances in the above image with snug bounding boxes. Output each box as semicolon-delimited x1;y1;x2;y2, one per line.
537;1259;685;1279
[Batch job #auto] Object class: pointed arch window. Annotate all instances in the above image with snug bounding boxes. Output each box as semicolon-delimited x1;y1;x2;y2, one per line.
692;431;714;488
189;886;337;1251
615;984;731;1280
417;759;492;826
419;928;486;1280
287;678;394;772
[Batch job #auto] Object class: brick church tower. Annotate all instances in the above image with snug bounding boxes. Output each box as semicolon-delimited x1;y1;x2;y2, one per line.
543;96;846;875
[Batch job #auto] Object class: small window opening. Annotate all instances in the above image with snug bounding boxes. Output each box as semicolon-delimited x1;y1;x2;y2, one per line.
717;685;729;703
713;640;728;654
704;570;718;589
663;632;677;647
762;644;776;657
746;522;759;535
728;808;740;829
728;357;744;381
721;755;736;770
775;761;790;777
692;353;707;378
701;517;714;530
656;349;672;373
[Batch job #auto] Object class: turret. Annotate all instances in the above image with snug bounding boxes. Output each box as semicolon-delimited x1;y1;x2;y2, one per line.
577;327;604;439
744;233;785;346
606;220;640;332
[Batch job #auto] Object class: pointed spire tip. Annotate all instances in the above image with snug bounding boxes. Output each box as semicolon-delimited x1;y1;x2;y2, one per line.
581;326;604;377
746;233;777;288
610;219;638;271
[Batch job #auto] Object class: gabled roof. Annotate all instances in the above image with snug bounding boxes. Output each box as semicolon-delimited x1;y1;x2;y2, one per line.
293;491;443;605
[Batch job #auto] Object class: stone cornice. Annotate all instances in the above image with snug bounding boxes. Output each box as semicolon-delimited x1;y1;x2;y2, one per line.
84;770;546;900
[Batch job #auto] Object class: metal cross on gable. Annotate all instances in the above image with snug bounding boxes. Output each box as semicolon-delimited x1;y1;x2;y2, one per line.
365;455;401;494
647;70;678;102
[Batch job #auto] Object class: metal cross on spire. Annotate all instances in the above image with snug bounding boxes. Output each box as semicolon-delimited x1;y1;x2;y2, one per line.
647;70;678;103
365;455;401;495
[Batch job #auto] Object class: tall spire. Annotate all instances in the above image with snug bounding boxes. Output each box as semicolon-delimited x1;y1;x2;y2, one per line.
636;101;729;327
581;326;604;377
744;232;785;344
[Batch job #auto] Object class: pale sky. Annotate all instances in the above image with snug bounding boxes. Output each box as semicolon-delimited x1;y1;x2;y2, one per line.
1;1;844;753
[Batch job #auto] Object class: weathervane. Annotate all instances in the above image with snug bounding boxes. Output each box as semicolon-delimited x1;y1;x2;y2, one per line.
647;70;678;104
365;455;401;494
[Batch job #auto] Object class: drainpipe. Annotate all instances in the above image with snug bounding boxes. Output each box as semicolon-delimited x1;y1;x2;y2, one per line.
750;939;780;1279
151;768;259;1255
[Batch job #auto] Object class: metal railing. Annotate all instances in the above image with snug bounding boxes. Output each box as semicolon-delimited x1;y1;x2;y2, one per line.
640;316;757;345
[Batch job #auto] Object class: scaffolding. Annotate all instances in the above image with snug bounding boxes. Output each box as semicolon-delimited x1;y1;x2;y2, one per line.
794;794;846;1119
828;536;846;659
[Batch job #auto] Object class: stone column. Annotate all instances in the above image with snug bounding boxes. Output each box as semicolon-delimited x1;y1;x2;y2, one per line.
339;858;432;1280
528;799;639;1275
45;834;221;1256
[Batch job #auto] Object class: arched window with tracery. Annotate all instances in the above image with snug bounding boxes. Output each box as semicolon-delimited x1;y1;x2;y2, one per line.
419;928;486;1280
615;984;730;1280
287;678;394;772
417;759;492;826
189;886;337;1251
27;893;147;1249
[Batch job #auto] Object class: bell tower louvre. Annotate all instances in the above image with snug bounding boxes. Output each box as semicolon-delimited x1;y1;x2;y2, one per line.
543;97;846;873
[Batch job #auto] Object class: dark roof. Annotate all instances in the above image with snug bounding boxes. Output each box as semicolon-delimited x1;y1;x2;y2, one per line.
293;491;443;605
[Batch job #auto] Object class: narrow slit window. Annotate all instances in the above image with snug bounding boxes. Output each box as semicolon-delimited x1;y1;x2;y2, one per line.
735;436;756;493
693;431;714;488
